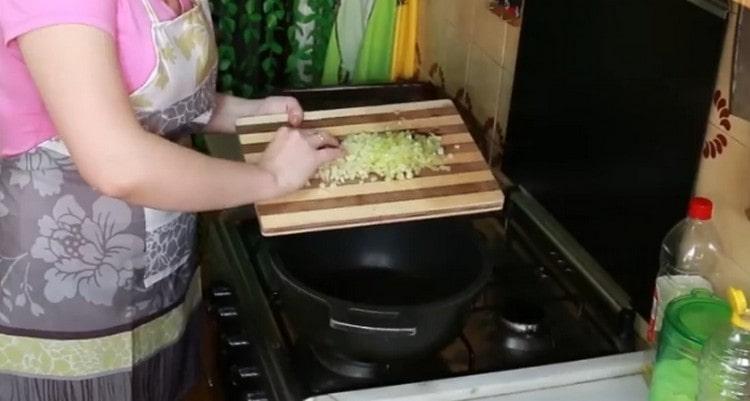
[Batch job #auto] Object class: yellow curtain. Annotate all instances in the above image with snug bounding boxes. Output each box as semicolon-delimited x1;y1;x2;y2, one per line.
390;0;419;80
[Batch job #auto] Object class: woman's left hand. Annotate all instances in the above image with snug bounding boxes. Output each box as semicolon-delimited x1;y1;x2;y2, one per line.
205;94;305;133
255;96;304;127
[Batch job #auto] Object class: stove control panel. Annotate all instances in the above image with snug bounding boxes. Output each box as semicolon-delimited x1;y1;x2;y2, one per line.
209;285;270;401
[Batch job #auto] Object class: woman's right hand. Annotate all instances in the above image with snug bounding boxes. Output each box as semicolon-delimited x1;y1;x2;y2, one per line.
258;127;343;194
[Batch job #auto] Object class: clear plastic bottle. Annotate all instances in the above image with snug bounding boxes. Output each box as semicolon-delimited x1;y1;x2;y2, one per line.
697;287;750;401
647;197;721;344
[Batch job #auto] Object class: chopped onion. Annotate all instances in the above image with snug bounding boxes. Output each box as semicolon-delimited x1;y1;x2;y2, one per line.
316;130;449;186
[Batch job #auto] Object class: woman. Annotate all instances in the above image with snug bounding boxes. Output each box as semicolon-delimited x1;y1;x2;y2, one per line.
0;0;341;400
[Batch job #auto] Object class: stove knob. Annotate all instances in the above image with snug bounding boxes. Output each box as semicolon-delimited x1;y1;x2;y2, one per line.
239;390;269;401
216;305;240;320
223;334;252;349
220;334;253;367
230;365;261;386
210;284;234;300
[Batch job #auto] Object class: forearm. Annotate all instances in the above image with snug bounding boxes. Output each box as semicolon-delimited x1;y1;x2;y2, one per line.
204;94;264;133
98;130;282;212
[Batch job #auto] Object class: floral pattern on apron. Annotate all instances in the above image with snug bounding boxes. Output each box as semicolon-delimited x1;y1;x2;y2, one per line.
0;0;217;399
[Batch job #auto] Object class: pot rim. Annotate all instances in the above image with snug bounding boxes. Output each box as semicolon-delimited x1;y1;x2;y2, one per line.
259;230;494;313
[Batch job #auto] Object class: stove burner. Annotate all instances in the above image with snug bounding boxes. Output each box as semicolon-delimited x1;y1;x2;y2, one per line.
499;300;545;334
294;344;451;395
497;298;555;353
311;345;388;380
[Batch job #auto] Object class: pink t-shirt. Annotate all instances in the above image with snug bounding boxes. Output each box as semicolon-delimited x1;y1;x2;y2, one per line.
0;0;194;157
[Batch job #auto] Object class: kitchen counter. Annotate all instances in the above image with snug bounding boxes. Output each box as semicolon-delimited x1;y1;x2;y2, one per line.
309;351;649;401
477;375;646;401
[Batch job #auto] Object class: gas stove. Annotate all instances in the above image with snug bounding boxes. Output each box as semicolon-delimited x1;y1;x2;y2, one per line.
200;186;636;401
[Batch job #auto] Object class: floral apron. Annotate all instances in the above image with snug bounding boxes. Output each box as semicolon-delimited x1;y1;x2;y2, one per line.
0;0;217;400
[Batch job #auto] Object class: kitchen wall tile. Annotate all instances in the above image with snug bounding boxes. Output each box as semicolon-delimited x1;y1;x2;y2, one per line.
695;125;750;277
724;106;750;149
431;0;452;27
444;0;458;26
708;11;734;128
694;6;750;293
465;44;502;130
473;0;507;64
495;69;514;141
440;24;470;97
707;8;750;148
710;254;750;299
418;0;524;162
417;0;441;82
503;23;521;74
453;0;478;40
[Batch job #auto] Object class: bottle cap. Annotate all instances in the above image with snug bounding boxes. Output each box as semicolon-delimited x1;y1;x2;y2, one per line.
688;197;713;221
728;287;750;330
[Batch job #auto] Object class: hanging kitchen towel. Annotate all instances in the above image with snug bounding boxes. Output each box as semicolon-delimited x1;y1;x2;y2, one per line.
321;0;376;85
391;0;418;80
353;0;397;83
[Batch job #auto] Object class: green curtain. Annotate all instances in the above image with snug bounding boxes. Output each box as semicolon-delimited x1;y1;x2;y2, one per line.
286;0;337;88
211;0;337;97
210;0;292;98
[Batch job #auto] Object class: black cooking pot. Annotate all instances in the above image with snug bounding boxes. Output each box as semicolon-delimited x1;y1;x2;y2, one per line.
258;217;492;362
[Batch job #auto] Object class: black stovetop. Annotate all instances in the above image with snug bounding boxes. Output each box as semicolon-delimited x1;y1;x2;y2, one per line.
204;188;636;401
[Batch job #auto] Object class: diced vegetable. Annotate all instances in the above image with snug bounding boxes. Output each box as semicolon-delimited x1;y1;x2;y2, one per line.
316;130;449;186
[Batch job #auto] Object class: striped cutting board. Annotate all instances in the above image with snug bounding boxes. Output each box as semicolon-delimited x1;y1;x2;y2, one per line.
236;99;504;236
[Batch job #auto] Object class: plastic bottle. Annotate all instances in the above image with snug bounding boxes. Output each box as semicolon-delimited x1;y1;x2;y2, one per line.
647;197;721;344
697;287;750;401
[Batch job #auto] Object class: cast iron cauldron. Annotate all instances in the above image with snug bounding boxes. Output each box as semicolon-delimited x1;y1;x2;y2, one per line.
258;217;492;362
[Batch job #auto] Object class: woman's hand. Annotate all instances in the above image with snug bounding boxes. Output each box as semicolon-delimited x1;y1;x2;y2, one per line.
255;96;304;127
259;128;342;193
205;94;305;133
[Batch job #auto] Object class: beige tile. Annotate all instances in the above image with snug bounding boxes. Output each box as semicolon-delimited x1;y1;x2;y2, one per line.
454;0;477;40
416;0;428;75
495;69;514;140
695;125;750;274
465;44;502;128
711;10;736;103
503;23;521;74
444;0;458;26
430;0;452;27
419;0;450;89
417;0;441;78
472;0;506;64
440;24;470;96
725;110;750;148
710;248;750;298
729;0;748;14
705;10;750;148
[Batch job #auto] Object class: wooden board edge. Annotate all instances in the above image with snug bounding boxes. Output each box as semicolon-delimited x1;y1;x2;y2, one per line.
235;98;455;129
257;196;505;237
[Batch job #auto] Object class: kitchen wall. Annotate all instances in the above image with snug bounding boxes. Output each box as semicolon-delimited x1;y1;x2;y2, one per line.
416;0;522;168
694;3;750;294
416;1;750;292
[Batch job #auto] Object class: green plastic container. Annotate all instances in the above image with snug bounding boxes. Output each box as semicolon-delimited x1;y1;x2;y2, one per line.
650;289;731;401
657;289;731;361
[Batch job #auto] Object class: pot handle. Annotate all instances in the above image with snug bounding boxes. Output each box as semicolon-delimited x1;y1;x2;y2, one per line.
329;318;417;337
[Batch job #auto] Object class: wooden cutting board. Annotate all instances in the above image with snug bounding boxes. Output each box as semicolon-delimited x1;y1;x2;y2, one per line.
236;99;504;236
